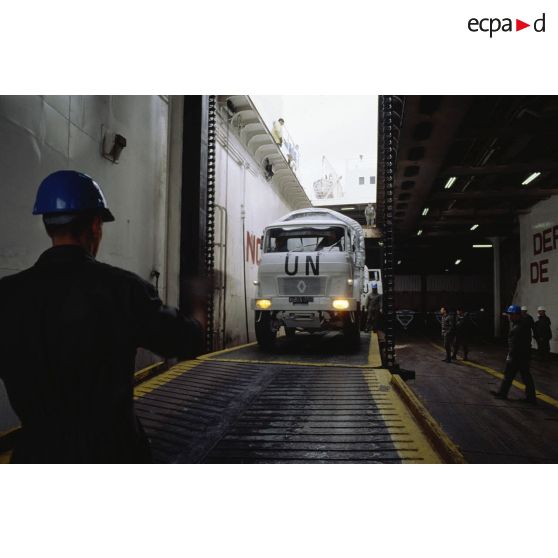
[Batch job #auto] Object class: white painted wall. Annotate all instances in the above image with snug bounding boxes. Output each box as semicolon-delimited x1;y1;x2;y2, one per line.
213;115;297;348
0;95;170;292
0;95;171;431
515;195;558;353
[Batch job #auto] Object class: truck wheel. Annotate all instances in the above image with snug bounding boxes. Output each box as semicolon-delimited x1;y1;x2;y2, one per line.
285;327;296;338
343;312;361;350
255;311;277;350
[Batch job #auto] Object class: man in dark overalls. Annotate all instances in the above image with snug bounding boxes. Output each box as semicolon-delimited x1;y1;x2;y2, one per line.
452;306;471;361
0;170;204;463
440;306;456;363
491;304;537;404
534;306;552;360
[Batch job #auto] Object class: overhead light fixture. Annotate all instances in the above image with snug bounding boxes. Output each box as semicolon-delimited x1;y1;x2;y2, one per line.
444;177;457;189
470;224;479;231
397;260;402;265
417;229;423;236
422;207;429;216
522;172;541;186
473;244;492;248
341;207;355;211
455;259;462;265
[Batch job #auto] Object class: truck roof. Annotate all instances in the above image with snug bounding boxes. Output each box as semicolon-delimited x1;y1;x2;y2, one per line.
267;208;363;234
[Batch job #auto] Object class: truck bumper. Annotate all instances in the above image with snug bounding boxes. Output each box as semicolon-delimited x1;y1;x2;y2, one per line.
252;297;359;312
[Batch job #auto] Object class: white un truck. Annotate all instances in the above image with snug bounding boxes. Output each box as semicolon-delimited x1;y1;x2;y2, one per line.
253;208;366;350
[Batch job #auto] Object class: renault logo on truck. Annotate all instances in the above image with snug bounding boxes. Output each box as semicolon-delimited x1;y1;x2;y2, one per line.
297;280;307;294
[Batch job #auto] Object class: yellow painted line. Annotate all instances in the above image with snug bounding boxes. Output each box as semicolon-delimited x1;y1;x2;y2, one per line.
390;374;466;464
198;341;258;360
361;369;442;463
368;332;382;368
134;359;202;399
203;356;374;369
430;342;558;409
0;450;12;464
133;360;165;383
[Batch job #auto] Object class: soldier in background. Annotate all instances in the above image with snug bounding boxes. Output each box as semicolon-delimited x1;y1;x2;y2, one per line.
452;306;471;360
520;306;535;344
440;306;456;363
365;283;382;333
534;306;552;360
364;203;376;226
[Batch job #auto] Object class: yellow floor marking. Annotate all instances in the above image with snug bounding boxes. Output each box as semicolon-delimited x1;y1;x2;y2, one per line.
361;369;442;463
0;450;12;464
133;360;165;383
198;341;258;360
134;359;201;399
430;342;558;409
390;374;466;464
203;356;374;369
368;332;382;367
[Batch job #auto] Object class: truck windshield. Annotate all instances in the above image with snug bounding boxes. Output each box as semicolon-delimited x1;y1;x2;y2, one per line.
266;226;346;253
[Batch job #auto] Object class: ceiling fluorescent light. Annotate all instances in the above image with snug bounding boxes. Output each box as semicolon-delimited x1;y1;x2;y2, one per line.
417;230;423;236
455;259;462;265
522;172;541;186
422;207;429;216
473;244;492;248
444;177;457;189
470;224;479;231
340;207;355;211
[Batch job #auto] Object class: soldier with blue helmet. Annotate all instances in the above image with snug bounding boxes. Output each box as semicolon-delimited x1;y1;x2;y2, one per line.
0;170;204;463
491;304;537;404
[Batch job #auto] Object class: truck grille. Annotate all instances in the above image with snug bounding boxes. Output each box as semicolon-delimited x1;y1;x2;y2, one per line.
277;277;326;296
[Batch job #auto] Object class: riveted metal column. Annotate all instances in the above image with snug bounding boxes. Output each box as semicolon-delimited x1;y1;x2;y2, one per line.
379;96;397;369
205;96;217;352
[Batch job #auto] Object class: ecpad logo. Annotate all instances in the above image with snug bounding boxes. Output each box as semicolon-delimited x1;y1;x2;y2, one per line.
468;13;546;37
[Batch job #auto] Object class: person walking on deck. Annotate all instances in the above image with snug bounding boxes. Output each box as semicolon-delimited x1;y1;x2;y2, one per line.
491;304;537;404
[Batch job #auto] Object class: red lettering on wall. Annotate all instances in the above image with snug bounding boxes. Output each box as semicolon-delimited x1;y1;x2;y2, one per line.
533;233;542;255
256;237;261;265
246;231;262;265
540;259;549;282
246;231;256;264
530;262;539;283
531;259;551;283
543;228;552;252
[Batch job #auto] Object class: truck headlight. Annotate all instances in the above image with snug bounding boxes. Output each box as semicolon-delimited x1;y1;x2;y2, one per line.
256;299;272;310
332;299;350;310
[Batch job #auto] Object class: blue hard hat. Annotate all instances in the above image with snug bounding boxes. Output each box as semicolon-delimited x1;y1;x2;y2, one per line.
506;304;521;314
371;282;378;288
33;170;115;223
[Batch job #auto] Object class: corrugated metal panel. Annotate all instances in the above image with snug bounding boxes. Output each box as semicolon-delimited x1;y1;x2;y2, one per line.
395;275;421;292
427;274;490;292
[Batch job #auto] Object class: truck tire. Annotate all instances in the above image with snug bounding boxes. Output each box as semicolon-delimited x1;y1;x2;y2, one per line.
343;312;361;350
285;327;296;338
255;311;277;350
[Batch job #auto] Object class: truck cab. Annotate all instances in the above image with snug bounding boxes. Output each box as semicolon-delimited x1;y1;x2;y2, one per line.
253;208;365;350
